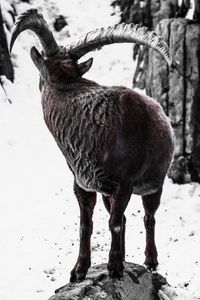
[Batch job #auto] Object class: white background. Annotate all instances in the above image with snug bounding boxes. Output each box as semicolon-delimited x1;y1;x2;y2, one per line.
0;0;199;299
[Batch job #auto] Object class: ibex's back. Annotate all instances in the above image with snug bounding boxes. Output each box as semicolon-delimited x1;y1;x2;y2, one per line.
41;61;174;197
10;9;175;283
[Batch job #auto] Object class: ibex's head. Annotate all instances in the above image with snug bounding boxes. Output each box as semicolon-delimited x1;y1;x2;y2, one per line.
10;9;173;85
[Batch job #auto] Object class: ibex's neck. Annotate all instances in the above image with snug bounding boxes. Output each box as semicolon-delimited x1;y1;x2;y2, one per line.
41;81;118;195
42;77;99;93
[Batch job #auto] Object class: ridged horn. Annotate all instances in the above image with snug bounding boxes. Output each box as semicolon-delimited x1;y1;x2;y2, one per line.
10;9;59;57
65;23;172;66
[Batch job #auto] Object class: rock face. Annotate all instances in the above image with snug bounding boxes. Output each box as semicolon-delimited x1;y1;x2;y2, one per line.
53;15;68;32
114;1;180;90
114;0;179;27
115;2;200;183
0;5;14;82
146;19;200;183
48;263;168;300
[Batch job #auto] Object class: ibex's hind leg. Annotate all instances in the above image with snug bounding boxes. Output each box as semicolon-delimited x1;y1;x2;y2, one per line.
70;181;96;282
106;184;132;278
142;187;162;271
102;195;126;260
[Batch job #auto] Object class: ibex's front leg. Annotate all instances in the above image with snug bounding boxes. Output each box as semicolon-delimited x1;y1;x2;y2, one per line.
107;184;132;278
102;195;126;260
70;181;96;282
142;187;162;271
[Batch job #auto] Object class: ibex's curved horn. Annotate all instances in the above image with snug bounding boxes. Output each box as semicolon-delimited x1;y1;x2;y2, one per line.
10;9;59;57
65;23;172;66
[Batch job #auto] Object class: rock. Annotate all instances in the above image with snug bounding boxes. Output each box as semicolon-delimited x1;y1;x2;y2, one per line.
151;0;179;28
168;155;191;183
48;262;169;300
146;19;172;112
185;22;200;181
0;6;14;82
168;19;187;157
53;15;68;32
193;1;200;22
117;2;200;183
146;18;200;183
116;0;179;27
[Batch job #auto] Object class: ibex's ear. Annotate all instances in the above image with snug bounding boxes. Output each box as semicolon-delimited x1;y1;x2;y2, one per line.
30;46;48;80
30;46;44;69
78;57;93;75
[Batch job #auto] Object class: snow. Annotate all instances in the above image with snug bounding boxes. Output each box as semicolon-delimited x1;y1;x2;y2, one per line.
0;0;200;300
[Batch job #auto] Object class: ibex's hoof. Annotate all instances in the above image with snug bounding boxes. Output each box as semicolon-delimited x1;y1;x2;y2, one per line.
70;263;89;283
70;269;87;282
108;269;123;278
144;258;158;272
107;261;124;278
70;271;86;282
145;264;157;272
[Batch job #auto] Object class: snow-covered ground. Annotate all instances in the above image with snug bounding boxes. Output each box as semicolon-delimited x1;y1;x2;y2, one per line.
0;1;200;299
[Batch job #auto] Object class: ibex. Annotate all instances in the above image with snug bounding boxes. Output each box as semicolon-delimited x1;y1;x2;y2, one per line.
10;9;175;282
